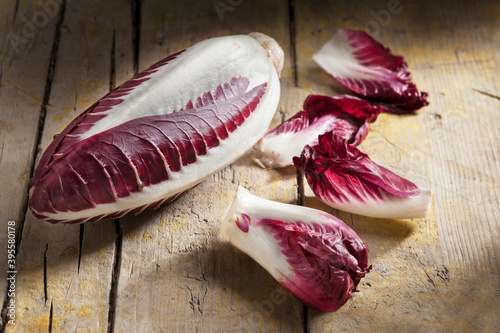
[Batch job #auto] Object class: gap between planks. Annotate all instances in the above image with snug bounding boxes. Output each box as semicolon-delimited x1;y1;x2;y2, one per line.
107;1;141;331
288;0;310;332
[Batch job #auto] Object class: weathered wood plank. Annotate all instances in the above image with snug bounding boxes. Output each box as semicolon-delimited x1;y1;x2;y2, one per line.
295;0;500;331
0;0;62;328
9;0;134;331
114;88;307;333
112;1;304;332
1;0;497;331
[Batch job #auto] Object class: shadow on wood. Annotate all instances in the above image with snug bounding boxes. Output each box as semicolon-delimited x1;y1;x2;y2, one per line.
303;195;416;260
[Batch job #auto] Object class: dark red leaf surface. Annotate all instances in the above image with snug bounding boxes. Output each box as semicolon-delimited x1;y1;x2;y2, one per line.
258;217;370;312
293;131;420;204
30;77;266;221
313;30;429;113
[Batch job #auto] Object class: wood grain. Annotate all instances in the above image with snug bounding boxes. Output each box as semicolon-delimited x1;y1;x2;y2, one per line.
0;0;62;323
112;1;303;331
6;0;133;331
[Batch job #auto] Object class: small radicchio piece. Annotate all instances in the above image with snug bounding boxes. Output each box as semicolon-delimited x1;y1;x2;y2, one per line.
313;29;429;113
29;33;284;224
254;94;382;168
220;186;371;312
293;132;432;219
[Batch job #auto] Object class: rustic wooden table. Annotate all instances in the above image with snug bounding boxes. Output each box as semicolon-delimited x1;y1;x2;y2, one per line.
1;0;499;332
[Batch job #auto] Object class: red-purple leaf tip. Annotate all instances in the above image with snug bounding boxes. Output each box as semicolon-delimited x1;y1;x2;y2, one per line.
33;49;186;186
302;94;382;145
259;218;371;312
313;30;429;113
255;94;382;168
269;94;381;145
220;187;371;312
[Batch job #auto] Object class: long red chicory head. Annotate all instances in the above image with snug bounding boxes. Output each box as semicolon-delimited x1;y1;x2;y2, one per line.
313;30;429;113
254;94;382;168
293;132;432;219
220;186;371;312
29;33;284;224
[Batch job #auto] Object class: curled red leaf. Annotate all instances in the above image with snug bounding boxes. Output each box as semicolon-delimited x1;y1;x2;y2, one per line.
313;30;429;113
255;94;382;168
293;132;432;219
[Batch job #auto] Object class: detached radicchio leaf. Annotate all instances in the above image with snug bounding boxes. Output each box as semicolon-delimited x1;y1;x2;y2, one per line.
293;132;432;219
313;29;429;113
254;94;382;168
220;186;371;312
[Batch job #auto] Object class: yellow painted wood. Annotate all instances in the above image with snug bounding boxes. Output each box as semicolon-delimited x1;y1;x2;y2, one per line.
112;1;303;332
0;0;61;321
6;0;134;332
0;0;498;332
295;0;500;331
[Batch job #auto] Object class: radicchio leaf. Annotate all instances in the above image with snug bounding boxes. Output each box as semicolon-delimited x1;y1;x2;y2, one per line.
313;30;429;113
254;94;382;168
293;132;432;219
29;33;283;224
220;186;371;312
